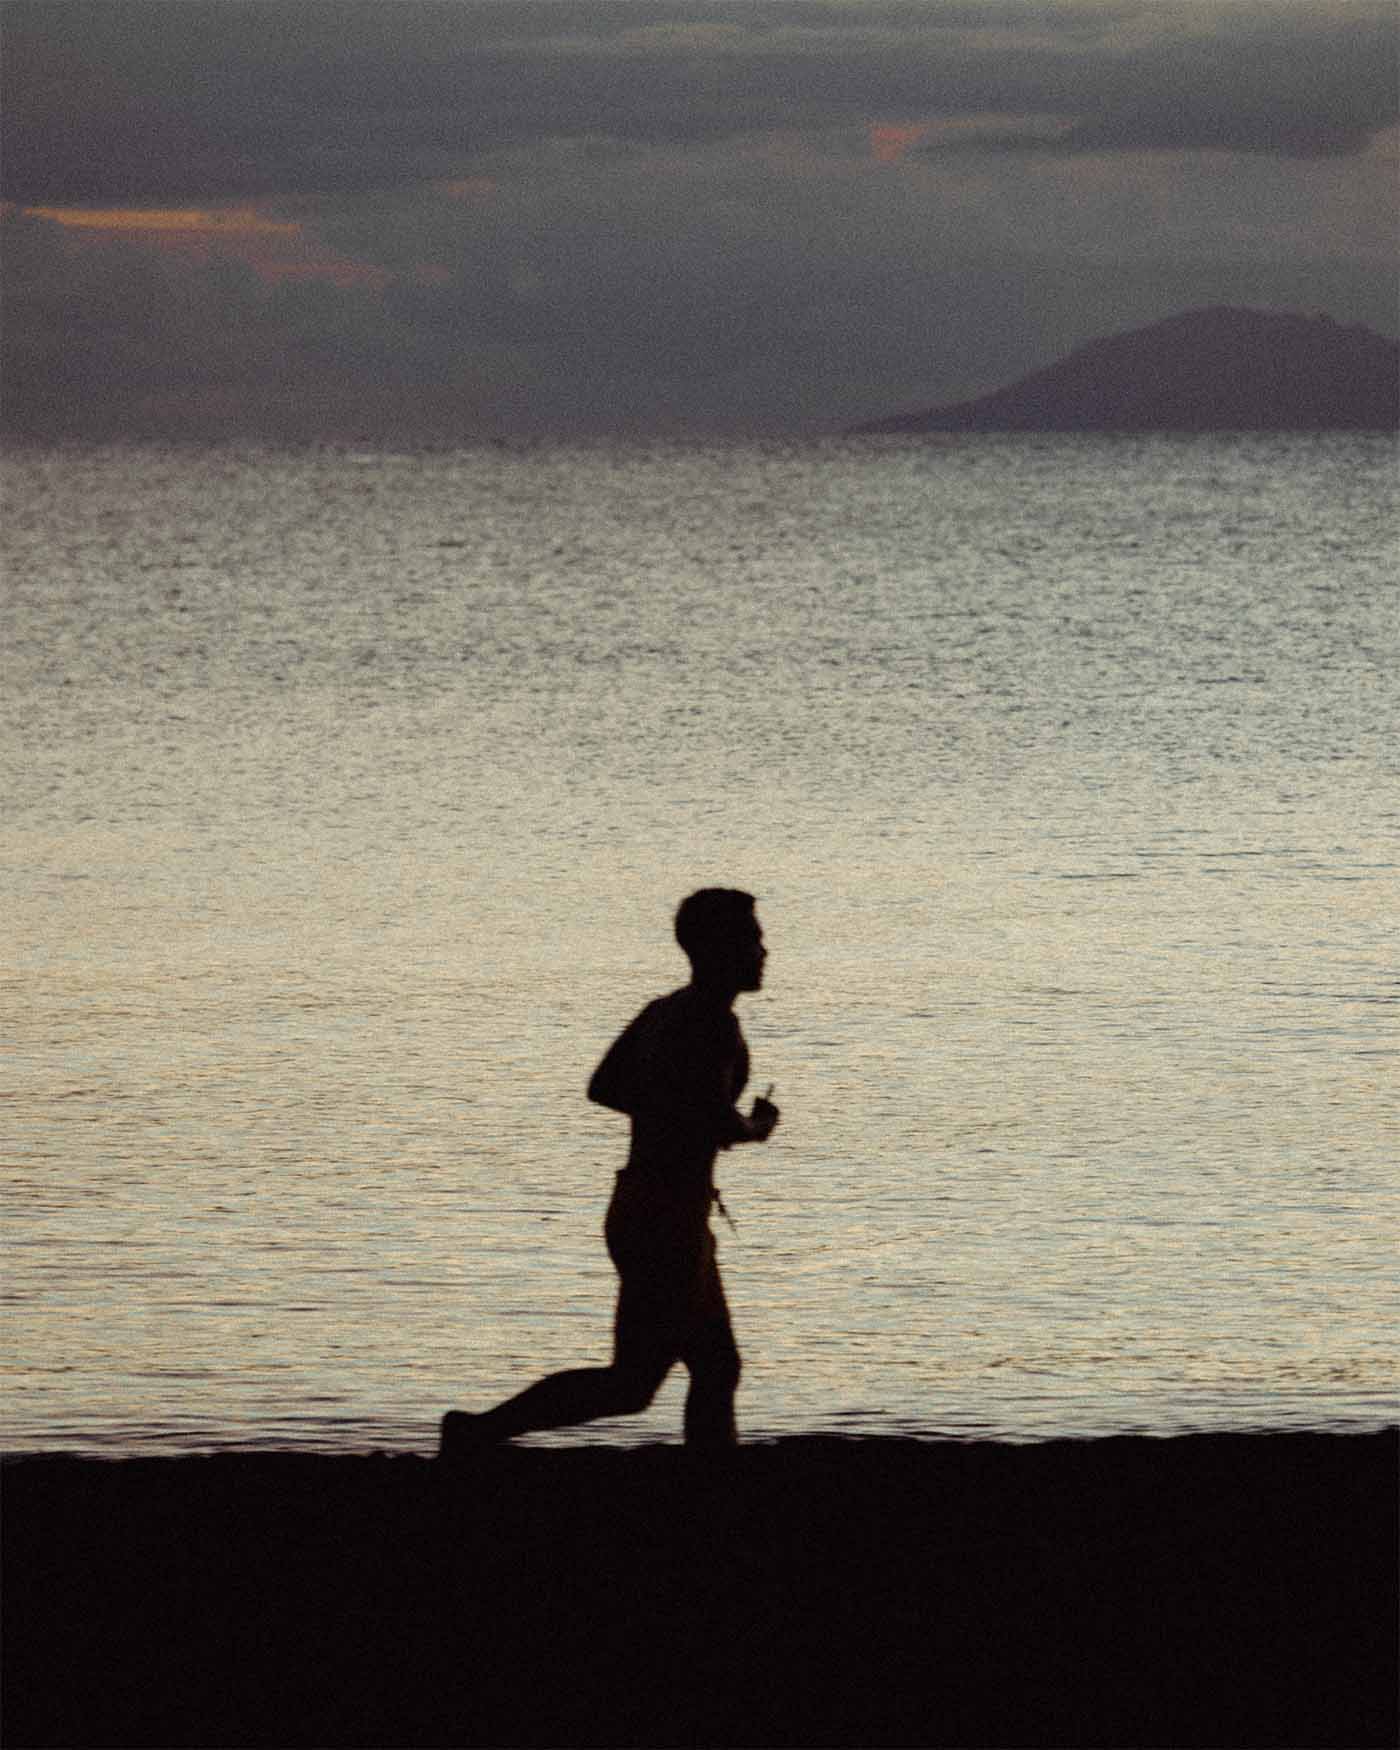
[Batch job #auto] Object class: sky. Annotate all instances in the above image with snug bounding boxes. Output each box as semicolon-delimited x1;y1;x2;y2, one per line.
2;0;1396;438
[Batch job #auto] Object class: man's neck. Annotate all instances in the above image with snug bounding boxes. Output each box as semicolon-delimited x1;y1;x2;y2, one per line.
688;975;738;1011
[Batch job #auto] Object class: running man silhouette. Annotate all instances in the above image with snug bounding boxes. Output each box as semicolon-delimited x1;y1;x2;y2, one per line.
439;888;779;1456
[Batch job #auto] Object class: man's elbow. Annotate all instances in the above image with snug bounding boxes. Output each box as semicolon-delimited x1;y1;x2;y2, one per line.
587;1073;629;1113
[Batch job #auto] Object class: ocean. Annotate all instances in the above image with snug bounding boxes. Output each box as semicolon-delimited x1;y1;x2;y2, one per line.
3;432;1396;1453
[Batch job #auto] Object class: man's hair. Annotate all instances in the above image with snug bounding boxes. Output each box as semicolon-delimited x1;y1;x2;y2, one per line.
674;888;756;964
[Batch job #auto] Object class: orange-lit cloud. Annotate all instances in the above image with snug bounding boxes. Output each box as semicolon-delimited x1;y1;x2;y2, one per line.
23;204;390;290
27;204;297;236
435;177;499;201
871;123;933;164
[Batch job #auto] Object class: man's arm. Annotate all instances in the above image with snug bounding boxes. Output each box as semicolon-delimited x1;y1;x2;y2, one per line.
695;1016;778;1148
589;1000;779;1145
722;1086;779;1146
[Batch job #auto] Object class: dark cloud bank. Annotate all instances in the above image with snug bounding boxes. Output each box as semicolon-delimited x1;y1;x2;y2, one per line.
6;1;1396;201
3;2;1396;437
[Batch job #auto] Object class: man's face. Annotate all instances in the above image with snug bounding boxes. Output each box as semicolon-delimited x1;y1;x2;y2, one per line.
734;916;767;992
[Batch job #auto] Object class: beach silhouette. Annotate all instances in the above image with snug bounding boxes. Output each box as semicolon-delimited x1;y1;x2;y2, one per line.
441;887;779;1456
7;1432;1392;1746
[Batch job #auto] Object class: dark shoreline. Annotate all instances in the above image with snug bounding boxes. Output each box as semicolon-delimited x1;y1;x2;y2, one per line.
5;1430;1396;1748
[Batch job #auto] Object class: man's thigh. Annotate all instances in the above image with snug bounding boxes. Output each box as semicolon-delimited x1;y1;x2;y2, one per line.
612;1229;733;1375
612;1273;686;1385
673;1238;740;1382
693;1264;739;1363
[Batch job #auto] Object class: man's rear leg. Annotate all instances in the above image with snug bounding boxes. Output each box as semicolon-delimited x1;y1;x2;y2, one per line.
439;1358;670;1458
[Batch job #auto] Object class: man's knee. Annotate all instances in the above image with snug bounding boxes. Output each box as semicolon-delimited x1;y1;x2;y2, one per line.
610;1362;669;1416
692;1337;741;1396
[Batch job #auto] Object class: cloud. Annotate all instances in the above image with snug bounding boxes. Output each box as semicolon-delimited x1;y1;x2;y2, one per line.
3;3;1394;438
2;2;1395;207
20;204;391;288
913;6;1399;158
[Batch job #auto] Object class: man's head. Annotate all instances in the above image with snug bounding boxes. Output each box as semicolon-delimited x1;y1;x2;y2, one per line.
675;888;766;993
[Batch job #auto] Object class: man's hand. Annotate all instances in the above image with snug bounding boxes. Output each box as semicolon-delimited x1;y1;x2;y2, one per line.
748;1085;780;1141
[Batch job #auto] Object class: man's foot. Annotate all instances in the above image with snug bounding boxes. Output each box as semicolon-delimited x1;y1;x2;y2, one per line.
437;1409;498;1463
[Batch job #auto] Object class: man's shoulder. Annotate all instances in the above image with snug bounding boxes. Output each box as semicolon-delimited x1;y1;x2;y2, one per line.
629;987;687;1023
644;987;742;1043
634;987;702;1033
651;984;710;1010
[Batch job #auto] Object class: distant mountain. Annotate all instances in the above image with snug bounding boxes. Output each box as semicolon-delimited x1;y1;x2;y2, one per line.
853;307;1399;433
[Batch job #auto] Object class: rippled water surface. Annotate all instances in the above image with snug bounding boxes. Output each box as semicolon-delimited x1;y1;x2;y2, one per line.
3;434;1396;1452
